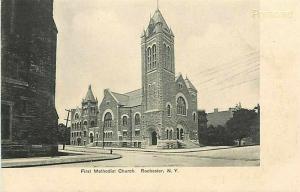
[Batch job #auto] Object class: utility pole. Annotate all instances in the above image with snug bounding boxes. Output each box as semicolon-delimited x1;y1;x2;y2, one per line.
64;109;71;150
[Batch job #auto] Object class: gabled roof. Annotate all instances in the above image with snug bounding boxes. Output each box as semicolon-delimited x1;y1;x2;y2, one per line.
110;92;129;106
84;85;96;102
185;78;197;91
125;89;142;107
110;89;142;107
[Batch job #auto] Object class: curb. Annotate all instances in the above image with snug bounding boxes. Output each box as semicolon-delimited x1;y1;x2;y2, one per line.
65;145;259;154
1;153;122;168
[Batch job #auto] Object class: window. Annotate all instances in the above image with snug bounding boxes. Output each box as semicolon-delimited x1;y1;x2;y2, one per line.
178;83;183;89
166;130;169;139
83;121;87;126
104;112;112;128
122;116;128;126
91;121;95;127
135;130;140;136
167;46;170;69
193;113;196;122
147;47;151;70
89;133;94;143
152;44;156;68
135;114;140;125
167;104;171;117
84;131;87;137
169;130;173;139
177;97;186;115
164;44;167;68
105;132;113;138
75;113;79;120
123;131;128;137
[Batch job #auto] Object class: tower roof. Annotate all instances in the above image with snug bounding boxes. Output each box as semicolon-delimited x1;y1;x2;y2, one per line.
151;9;169;29
146;9;171;36
84;85;96;102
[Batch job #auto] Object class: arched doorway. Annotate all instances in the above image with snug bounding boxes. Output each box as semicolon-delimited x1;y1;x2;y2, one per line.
89;133;94;143
77;138;81;146
180;129;184;140
151;131;157;145
176;128;179;139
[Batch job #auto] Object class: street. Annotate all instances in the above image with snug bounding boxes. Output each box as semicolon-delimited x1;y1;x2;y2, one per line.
44;146;259;167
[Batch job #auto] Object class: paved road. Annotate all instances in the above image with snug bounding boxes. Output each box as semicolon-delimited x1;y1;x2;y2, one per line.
45;146;259;167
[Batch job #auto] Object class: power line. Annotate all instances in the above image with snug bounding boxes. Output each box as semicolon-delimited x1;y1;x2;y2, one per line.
197;63;259;89
192;59;259;86
189;51;259;77
201;77;259;94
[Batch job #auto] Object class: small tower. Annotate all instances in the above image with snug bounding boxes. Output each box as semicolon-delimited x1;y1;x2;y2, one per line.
81;85;98;143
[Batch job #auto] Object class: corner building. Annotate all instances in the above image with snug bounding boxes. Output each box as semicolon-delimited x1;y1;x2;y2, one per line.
1;0;58;157
70;9;198;148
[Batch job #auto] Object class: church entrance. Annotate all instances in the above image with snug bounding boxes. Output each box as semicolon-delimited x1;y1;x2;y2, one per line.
151;131;157;145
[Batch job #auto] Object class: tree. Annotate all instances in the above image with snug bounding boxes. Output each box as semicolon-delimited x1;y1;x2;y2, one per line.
57;123;70;145
226;108;258;146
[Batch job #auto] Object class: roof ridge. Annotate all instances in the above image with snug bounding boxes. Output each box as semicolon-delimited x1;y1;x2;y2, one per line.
124;88;141;95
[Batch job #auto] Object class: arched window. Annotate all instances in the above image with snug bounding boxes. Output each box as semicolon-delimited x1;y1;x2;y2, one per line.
176;128;179;139
193;113;196;122
91;121;95;127
152;44;156;68
147;47;151;70
177;96;186;115
167;104;171;117
166;130;169;139
164;44;167;68
169;130;173;140
135;114;140;125
104;112;112;128
167;46;170;69
75;113;79;120
122;116;128;126
77;122;79;129
83;121;87;126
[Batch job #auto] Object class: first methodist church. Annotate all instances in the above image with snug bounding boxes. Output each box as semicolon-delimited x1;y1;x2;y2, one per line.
70;8;199;149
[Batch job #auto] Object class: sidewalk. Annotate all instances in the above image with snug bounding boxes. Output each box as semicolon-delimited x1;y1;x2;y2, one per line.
1;150;121;168
64;145;239;154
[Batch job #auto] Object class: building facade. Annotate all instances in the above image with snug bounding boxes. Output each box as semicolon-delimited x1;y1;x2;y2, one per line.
70;9;198;148
1;0;58;158
207;103;242;128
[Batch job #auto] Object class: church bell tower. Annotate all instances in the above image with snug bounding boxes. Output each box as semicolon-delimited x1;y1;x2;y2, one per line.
141;9;175;112
141;9;177;144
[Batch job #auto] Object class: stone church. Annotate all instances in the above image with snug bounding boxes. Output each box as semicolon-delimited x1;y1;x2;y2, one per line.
70;9;198;148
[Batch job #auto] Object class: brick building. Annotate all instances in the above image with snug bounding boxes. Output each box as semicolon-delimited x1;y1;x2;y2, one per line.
207;103;242;127
1;0;58;158
70;9;198;148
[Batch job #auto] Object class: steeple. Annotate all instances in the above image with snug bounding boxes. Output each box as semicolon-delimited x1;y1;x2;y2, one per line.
145;9;171;37
84;84;96;102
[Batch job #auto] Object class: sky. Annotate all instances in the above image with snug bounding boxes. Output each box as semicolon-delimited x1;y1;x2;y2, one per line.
53;0;259;123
